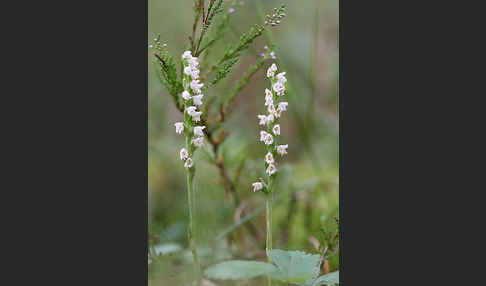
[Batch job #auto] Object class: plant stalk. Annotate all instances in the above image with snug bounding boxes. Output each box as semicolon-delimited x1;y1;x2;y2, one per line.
265;191;273;259
186;137;202;286
265;179;274;286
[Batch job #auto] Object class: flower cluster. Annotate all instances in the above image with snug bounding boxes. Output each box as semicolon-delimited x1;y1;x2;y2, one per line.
264;5;287;26
174;51;206;169
252;63;289;192
260;45;276;59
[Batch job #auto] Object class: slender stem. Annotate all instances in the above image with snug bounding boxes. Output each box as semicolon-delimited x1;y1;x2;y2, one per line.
265;191;273;258
265;179;274;286
186;137;202;286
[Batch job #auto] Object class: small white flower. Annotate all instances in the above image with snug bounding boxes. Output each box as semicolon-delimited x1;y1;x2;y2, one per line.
276;72;287;84
267;103;276;114
190;80;204;93
278;102;288;111
184;157;194;168
252;182;263;192
184;66;193;76
264;133;274;145
184;65;200;79
191;111;202;122
260;130;268;142
277;144;288;156
266;113;275;124
267;63;277;78
193;126;206;137
192;94;204;106
182;90;192;101
265;96;273;107
187;57;199;68
265;88;273;100
258;115;267;126
148;44;153;48
264;45;268;50
174;122;184;134
266;164;277;176
228;7;235;13
180;148;189;160
186;106;197;115
272;124;280;135
274;107;282;118
270;51;276;59
182;50;192;60
273;81;285;96
190;68;200;80
265;152;274;164
191;137;204;148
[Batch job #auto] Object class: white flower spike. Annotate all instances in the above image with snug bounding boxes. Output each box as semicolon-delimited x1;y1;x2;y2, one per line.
253;62;288;193
175;51;205;169
174;122;184;134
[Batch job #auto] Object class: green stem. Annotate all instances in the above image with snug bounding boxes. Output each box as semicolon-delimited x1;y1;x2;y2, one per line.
186;137;202;286
266;185;274;286
265;191;273;258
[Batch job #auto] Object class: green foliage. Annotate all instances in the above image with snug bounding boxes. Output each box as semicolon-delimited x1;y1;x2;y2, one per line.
153;243;182;255
153;48;183;111
204;260;278;280
303;271;339;286
223;56;266;112
204;250;332;285
204;0;224;30
207;24;264;86
269;250;321;284
197;12;230;57
210;57;239;87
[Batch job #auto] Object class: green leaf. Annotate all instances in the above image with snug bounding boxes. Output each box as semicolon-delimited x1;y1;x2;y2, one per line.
153;243;182;255
269;250;321;284
302;271;339;286
204;260;278;280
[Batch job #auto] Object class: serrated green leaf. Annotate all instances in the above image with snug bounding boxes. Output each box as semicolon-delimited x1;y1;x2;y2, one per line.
269;250;321;284
204;260;278;280
302;271;339;286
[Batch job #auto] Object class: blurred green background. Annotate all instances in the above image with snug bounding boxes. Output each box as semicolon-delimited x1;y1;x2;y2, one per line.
148;0;338;285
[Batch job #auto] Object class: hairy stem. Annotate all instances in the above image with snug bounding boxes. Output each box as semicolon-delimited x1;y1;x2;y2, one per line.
186;137;202;286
